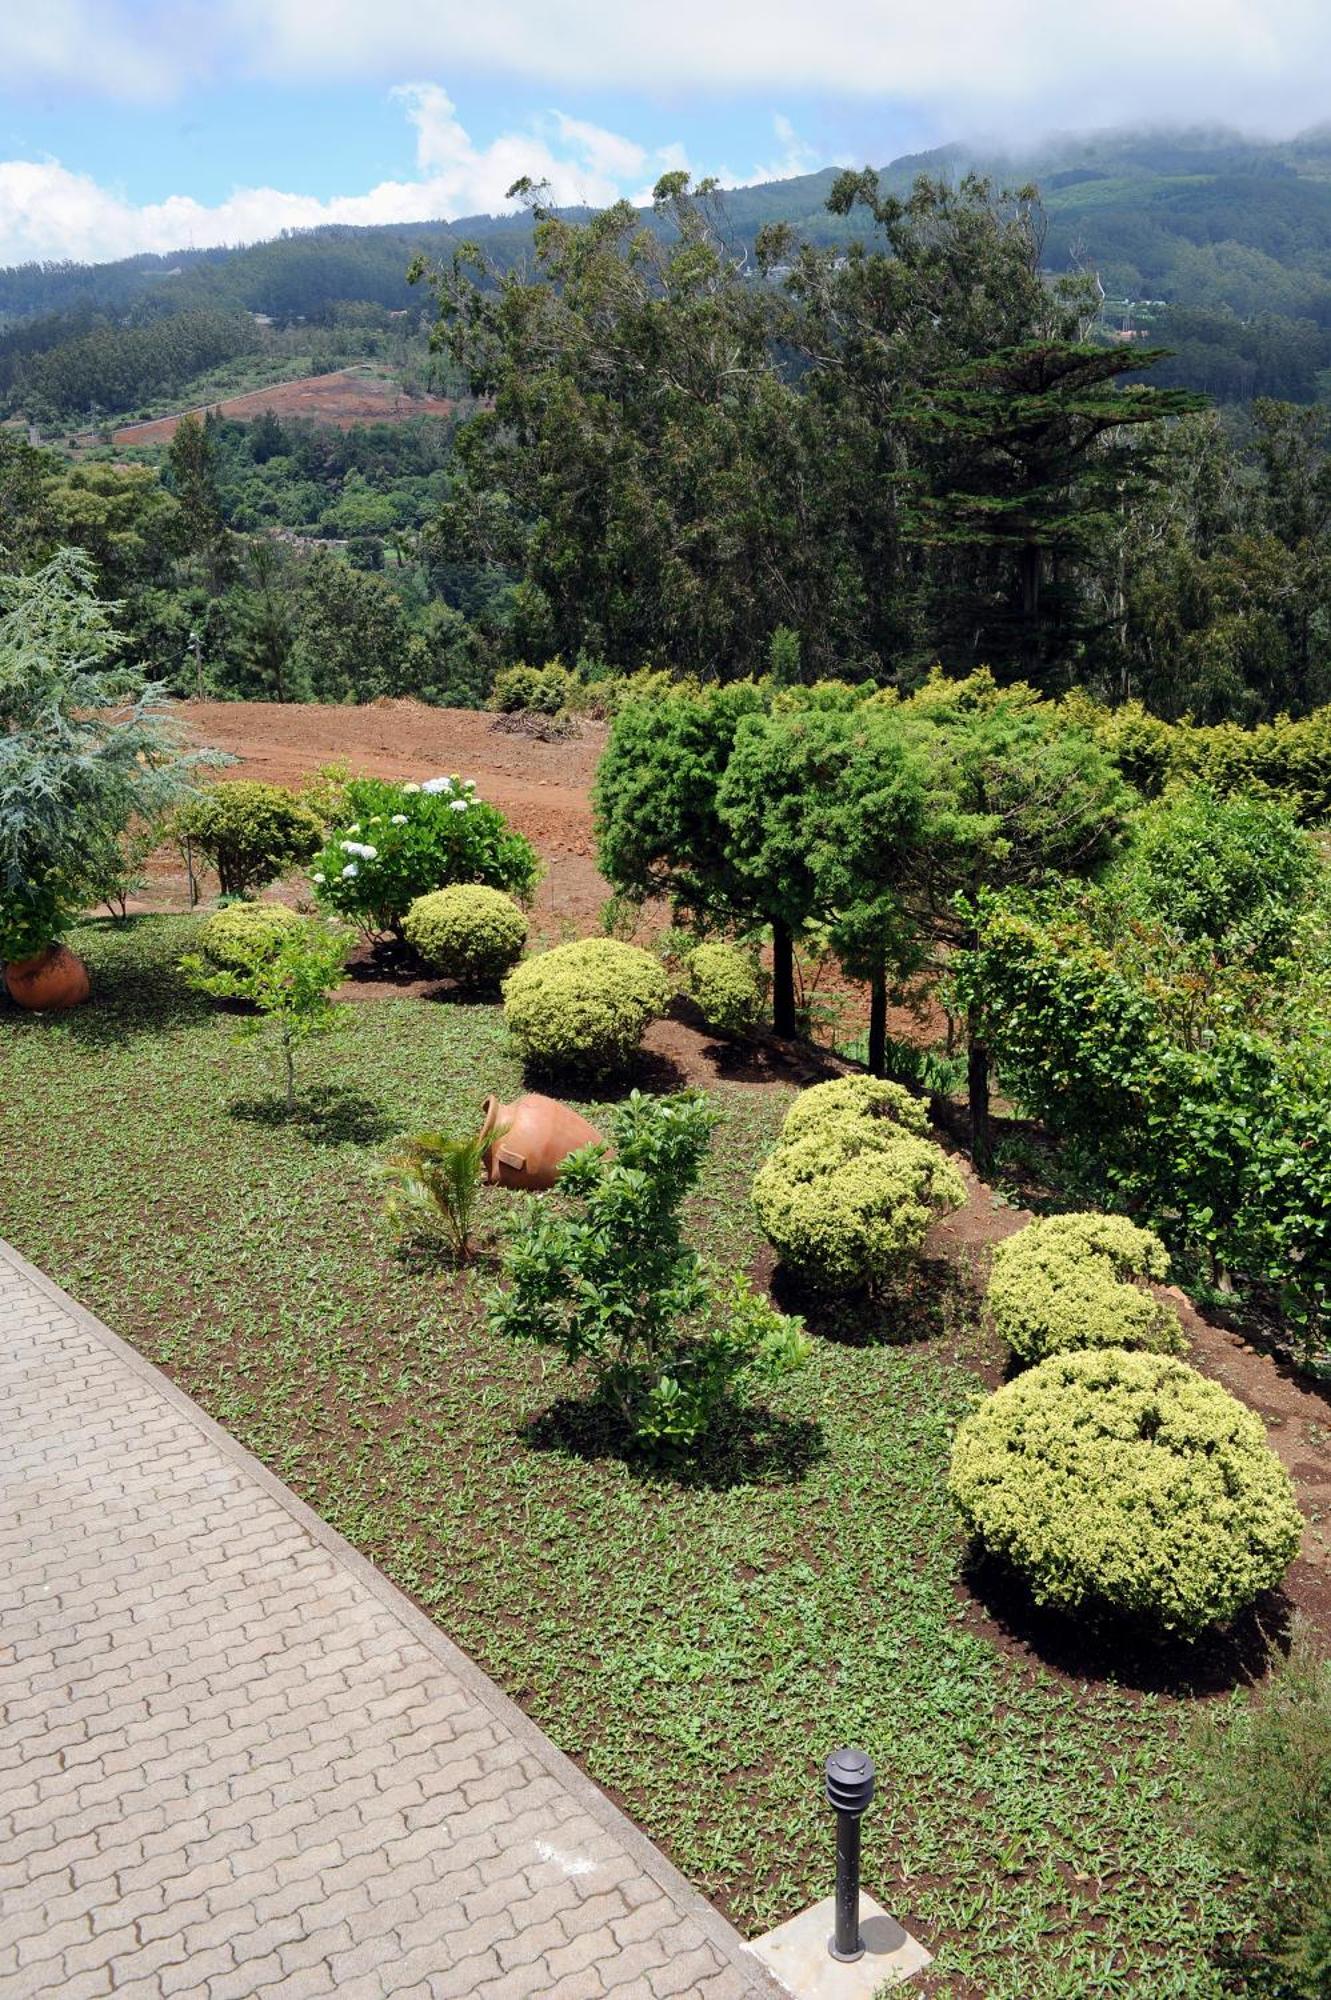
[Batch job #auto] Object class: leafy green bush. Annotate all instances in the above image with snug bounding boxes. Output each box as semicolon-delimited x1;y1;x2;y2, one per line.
402;885;528;985
490;660;583;715
176;782;323;898
989;1212;1185;1365
948;1348;1302;1636
687;941;764;1032
752;1075;964;1292
1194;1619;1331;1997
196;901;305;973
180;919;348;1109
1113;786;1317;968
311;776;539;937
955;884;1331;1355
488;1090;809;1448
503;938;671;1076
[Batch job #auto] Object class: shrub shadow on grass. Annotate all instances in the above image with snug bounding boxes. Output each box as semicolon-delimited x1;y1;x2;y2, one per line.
229;1083;395;1147
520;1393;827;1493
960;1546;1293;1697
770;1255;980;1350
516;1046;692;1104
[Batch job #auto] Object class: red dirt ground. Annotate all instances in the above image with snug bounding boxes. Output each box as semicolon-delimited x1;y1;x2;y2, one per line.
113;371;457;446
159;698;1331;1636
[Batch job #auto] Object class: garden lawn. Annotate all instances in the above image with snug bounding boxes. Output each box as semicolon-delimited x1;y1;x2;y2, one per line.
1;916;1252;1999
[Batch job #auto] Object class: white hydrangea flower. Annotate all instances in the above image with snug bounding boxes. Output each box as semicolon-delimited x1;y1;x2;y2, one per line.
421;776;453;795
402;783;421;795
449;798;469;812
312;872;326;884
462;778;476;792
360;844;378;859
390;814;407;825
341;862;359;879
347;823;361;834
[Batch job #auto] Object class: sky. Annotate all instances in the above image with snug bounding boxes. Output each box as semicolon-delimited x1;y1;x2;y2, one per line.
1;0;1329;267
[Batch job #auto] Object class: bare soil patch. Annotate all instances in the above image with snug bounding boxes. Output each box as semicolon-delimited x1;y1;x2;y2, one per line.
113;370;457;446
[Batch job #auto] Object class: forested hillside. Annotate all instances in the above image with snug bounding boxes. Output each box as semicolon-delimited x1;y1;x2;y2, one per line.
8;126;1331;423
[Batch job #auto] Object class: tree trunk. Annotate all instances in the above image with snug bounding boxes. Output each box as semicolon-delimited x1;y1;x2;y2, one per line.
283;1038;295;1112
771;918;797;1038
968;1029;992;1173
867;968;887;1077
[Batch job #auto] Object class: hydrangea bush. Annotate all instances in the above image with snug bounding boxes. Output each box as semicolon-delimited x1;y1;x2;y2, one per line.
947;1348;1303;1636
988;1212;1185;1366
687;941;764;1032
752;1075;964;1292
503;938;671;1077
311;776;539;937
402;885;528;986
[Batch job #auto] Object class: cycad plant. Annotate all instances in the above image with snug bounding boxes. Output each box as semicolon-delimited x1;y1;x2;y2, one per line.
380;1122;497;1263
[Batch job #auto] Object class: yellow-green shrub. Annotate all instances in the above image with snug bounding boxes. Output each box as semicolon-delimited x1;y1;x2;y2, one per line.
196;901;305;972
503;938;671;1076
687;941;763;1032
402;885;528;985
752;1076;964;1292
777;1074;932;1145
989;1212;1184;1365
948;1348;1302;1636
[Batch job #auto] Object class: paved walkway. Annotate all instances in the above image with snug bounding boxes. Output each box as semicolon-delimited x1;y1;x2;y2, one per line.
0;1240;782;2000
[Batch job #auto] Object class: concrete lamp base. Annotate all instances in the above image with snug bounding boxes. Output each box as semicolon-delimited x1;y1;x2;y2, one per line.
746;1892;933;1998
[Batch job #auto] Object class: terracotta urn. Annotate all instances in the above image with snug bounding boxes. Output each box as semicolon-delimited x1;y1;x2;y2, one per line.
479;1092;604;1191
3;944;91;1012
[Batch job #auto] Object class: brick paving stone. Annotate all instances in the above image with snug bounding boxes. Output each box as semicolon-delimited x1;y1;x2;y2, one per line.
0;1240;783;1999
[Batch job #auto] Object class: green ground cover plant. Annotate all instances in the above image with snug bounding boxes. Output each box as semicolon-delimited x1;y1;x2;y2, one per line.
0;914;1283;1996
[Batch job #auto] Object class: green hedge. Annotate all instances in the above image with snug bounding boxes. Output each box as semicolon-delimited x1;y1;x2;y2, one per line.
687;941;763;1032
196;901;306;972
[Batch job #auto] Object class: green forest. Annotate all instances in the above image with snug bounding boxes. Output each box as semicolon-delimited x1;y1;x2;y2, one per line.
6;149;1331;724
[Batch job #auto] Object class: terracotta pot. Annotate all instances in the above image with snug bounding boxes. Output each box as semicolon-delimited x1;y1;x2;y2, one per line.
4;944;91;1012
480;1092;604;1191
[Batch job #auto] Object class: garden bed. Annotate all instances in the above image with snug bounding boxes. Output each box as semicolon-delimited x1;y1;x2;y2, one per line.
2;913;1319;1997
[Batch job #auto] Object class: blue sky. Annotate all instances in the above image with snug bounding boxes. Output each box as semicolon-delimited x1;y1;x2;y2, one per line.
0;1;1326;266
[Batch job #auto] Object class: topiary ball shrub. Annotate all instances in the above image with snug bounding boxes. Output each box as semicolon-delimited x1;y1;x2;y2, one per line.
777;1074;932;1145
948;1348;1303;1637
752;1075;964;1294
989;1212;1184;1366
196;901;306;972
175;782;324;898
503;938;671;1077
402;885;528;986
687;941;764;1032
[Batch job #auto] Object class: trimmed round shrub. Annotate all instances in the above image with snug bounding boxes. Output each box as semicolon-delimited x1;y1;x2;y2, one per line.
989;1212;1184;1366
948;1348;1303;1636
753;1077;964;1292
402;885;528;985
687;942;763;1032
777;1074;931;1145
175;783;323;897
196;901;306;972
503;939;671;1076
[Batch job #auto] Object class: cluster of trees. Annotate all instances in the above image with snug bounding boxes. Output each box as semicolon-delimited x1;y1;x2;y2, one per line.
2;308;262;423
595;670;1127;1164
424;171;1331;720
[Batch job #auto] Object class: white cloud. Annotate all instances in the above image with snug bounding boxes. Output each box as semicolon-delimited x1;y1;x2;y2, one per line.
0;86;688;264
7;1;1330;139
